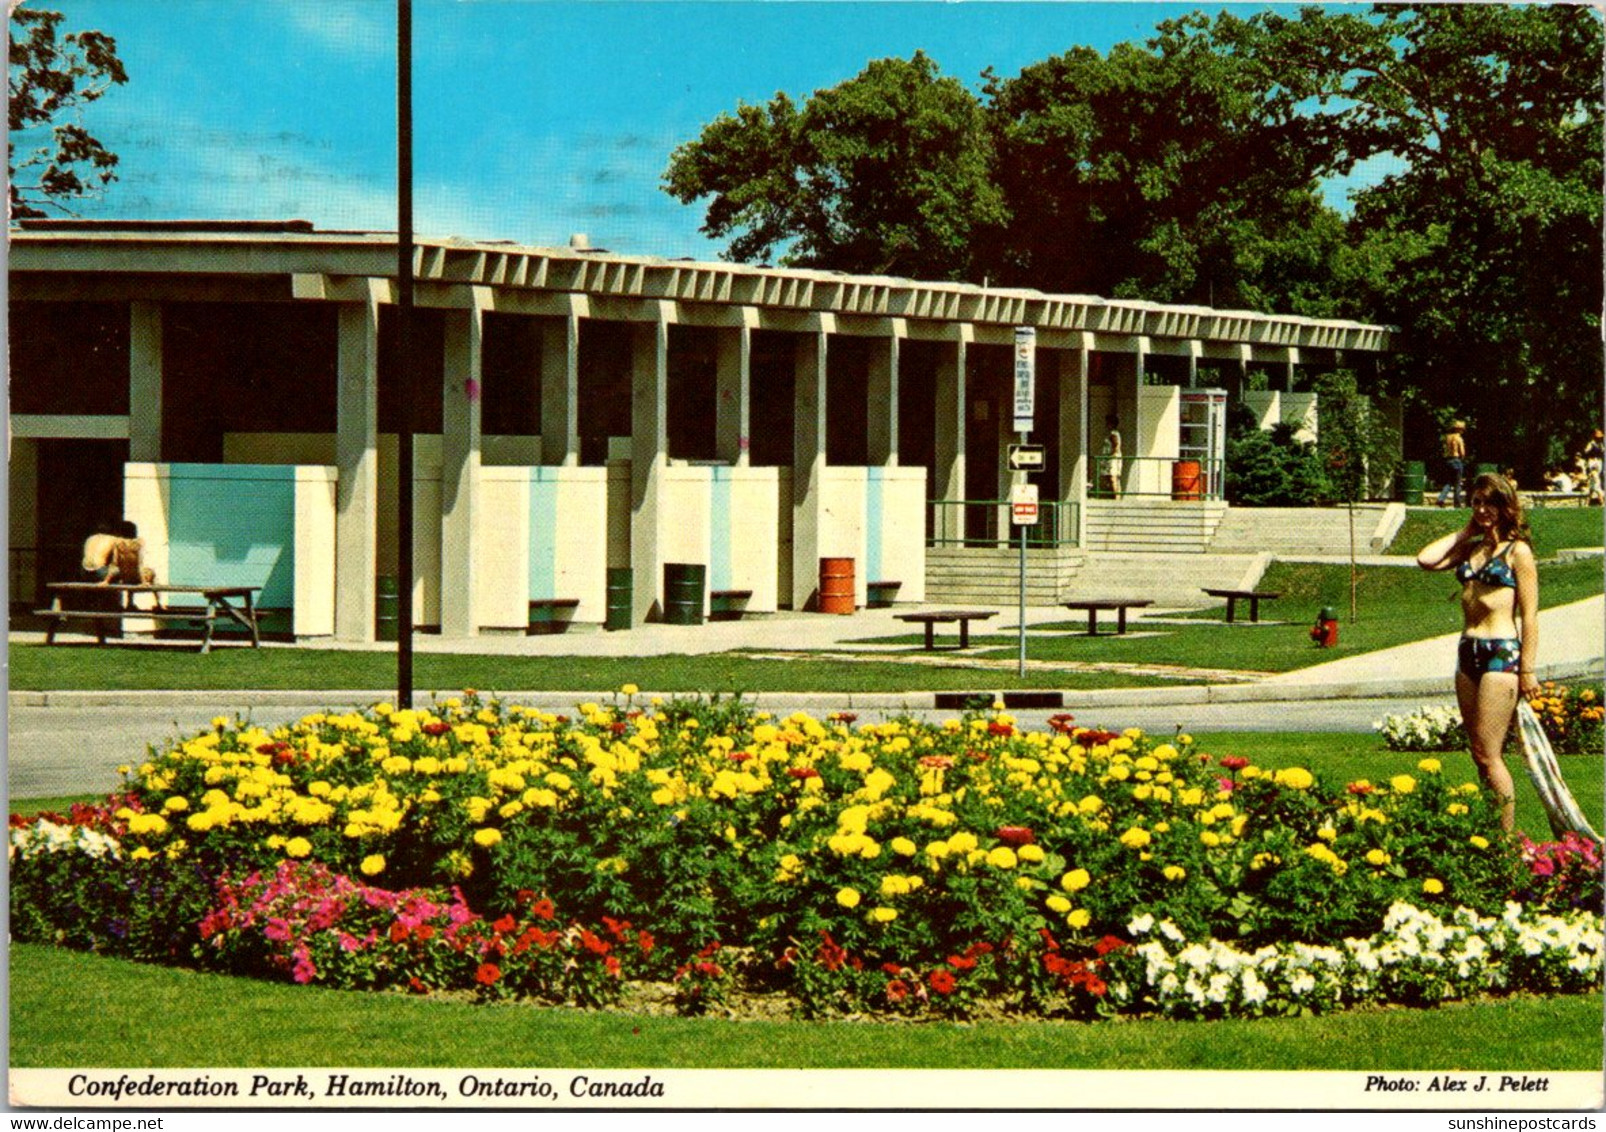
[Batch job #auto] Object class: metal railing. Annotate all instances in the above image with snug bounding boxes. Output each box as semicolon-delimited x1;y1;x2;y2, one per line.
1091;456;1225;501
927;499;1079;548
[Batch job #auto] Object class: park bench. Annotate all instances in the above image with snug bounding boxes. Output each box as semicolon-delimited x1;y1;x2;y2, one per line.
709;588;754;621
1202;587;1282;624
866;580;902;608
894;609;998;651
528;597;580;635
1061;598;1153;637
38;582;263;653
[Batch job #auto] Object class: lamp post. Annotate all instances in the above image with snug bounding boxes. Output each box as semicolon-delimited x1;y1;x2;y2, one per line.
396;0;415;705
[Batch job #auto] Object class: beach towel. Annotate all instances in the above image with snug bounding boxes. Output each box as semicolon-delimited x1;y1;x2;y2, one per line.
1515;700;1600;842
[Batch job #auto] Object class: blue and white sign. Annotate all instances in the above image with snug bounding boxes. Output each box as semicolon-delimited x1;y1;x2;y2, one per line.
1012;326;1035;433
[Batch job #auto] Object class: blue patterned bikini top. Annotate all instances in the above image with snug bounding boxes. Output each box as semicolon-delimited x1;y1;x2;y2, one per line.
1456;544;1517;589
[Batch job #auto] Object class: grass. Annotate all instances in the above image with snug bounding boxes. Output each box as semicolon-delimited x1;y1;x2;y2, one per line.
11;559;1600;693
9;943;1600;1070
1389;505;1604;559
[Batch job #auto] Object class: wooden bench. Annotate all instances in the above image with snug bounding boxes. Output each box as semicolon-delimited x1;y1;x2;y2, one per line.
709;589;753;622
528;598;580;635
895;609;997;651
866;580;902;608
37;583;263;653
1202;587;1282;624
1062;598;1153;636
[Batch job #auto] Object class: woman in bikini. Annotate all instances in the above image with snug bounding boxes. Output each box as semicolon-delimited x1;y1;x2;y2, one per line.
1416;473;1539;830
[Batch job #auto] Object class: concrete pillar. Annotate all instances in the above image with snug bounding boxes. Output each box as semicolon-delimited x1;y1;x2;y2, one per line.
1057;336;1091;547
867;321;903;466
334;285;381;642
540;295;582;466
129;301;163;462
933;326;970;542
1186;339;1202;389
1109;338;1145;493
715;308;756;466
630;303;672;621
440;287;488;637
790;320;830;611
1282;347;1299;392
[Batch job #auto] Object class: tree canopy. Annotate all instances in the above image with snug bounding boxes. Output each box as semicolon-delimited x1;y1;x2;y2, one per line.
9;4;129;218
662;3;1604;475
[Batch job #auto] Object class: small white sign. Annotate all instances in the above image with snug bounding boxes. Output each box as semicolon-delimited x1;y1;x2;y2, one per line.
1012;326;1035;433
1010;482;1039;525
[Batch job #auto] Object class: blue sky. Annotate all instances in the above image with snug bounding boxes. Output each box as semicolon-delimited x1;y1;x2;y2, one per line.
27;1;1395;258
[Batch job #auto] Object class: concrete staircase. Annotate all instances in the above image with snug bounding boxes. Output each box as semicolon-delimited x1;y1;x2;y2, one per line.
1082;500;1229;554
925;546;1086;605
1064;552;1270;610
1206;504;1401;555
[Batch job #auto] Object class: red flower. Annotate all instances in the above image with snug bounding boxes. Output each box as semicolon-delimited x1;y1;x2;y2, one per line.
886;979;910;1003
918;755;954;769
416;924;436;941
786;767;820;780
422;721;452;737
389;923;410;944
1094;935;1127;957
1217;777;1237;793
637;930;655;955
530;897;556;921
604;955;622;977
493;914;516;934
728;750;753;763
474;962;501;986
408;977;428;994
1085;976;1108;997
1219;755;1249;771
828;712;858;724
1047;713;1077;734
881;962;904;976
928;969;958;996
816;933;848;972
996;825;1035;846
1347;782;1375;796
1076;729;1121;748
947;954;977;971
610;721;629;736
580;929;612;956
987;721;1014;737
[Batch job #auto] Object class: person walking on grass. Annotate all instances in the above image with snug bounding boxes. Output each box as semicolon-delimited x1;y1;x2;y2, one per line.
1436;419;1467;507
1416;472;1539;831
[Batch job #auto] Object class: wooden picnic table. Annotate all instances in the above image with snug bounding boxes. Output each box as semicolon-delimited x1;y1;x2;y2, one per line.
894;609;998;651
1061;598;1153;636
38;583;264;653
1202;587;1282;624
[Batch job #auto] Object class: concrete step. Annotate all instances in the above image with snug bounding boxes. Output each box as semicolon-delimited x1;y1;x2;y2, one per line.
1064;552;1270;609
1207;505;1398;554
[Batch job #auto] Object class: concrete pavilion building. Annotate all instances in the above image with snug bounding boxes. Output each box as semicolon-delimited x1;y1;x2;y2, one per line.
8;219;1390;640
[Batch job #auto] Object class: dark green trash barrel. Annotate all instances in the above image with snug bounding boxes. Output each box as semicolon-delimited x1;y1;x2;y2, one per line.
1399;460;1426;503
663;563;706;626
375;575;399;641
605;567;633;632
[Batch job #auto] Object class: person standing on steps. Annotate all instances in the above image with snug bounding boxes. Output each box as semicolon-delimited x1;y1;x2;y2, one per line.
1101;414;1123;499
1436;419;1467;508
1416;472;1539;831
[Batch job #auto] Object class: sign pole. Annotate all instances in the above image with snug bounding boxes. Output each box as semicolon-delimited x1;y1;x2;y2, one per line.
1018;464;1027;678
1011;327;1036;681
396;0;415;707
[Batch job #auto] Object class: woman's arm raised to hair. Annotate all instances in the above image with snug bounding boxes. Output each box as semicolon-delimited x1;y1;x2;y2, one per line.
1417;520;1478;571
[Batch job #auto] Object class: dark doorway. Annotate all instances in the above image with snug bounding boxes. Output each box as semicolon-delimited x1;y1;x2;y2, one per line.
31;439;130;605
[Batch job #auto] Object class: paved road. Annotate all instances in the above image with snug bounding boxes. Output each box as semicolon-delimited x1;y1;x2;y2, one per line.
6;693;1448;800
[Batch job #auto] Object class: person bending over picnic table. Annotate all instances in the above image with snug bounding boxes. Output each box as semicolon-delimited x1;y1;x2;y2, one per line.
81;521;159;608
1416;472;1539;831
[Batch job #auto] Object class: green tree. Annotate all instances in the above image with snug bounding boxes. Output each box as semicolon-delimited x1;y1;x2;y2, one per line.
8;4;128;218
1220;4;1605;479
1315;369;1401;621
663;52;1005;279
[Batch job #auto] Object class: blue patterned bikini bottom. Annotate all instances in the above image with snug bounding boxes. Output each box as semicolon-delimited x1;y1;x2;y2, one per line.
1458;636;1521;681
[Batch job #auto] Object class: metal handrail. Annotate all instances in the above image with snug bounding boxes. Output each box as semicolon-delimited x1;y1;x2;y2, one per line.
1091;455;1225;501
927;499;1079;548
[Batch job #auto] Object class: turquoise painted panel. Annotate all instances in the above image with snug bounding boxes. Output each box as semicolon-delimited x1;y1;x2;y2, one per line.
528;468;559;600
709;468;733;591
166;464;295;609
866;468;884;584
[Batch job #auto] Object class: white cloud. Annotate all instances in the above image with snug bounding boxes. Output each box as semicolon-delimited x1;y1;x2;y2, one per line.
282;0;393;57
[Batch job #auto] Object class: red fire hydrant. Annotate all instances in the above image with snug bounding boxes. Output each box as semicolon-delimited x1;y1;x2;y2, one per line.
1310;606;1339;648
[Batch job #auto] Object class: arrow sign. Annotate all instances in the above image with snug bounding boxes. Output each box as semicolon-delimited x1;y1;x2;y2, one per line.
1008;443;1045;471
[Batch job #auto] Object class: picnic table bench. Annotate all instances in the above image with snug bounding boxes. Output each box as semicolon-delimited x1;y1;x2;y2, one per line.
1061;598;1153;636
894;609;997;651
1202;587;1282;624
37;583;264;653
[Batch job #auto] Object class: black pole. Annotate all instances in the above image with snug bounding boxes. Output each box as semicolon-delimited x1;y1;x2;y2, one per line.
396;0;415;705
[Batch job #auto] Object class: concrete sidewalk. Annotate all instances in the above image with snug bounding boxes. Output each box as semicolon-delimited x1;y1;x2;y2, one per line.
10;595;1601;713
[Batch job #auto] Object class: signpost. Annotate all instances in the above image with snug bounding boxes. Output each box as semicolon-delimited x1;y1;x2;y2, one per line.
1011;327;1036;677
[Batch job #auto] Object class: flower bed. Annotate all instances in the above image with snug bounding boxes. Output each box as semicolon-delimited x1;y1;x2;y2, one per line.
1377;682;1604;756
10;693;1602;1020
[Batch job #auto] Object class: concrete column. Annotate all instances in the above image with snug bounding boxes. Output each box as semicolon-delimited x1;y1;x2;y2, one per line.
129;301;163;462
630;303;672;621
1057;336;1091;547
933;326;970;542
867;321;903;466
1186;339;1202;389
790;320;830;611
1282;347;1300;392
440;288;488;637
1109;338;1145;494
715;308;756;466
540;295;582;466
334;286;381;642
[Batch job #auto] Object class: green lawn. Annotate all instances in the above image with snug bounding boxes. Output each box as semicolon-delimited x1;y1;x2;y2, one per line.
9;943;1599;1070
1389;505;1604;559
13;559;1599;693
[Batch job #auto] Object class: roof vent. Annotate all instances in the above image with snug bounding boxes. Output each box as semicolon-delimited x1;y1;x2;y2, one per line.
569;233;589;250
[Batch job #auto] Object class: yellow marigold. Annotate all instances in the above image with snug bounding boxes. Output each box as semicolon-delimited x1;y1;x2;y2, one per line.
1273;766;1314;791
1365;848;1390;866
162;796;190;813
869;907;897;924
360;854;386;876
1417;757;1442;774
946;831;979;854
620;684;639;696
1469;835;1490;850
1447;803;1469;816
1066;909;1091;930
1018;844;1045;863
925;840;950;860
473;827;503;848
1200;830;1221;848
986;846;1018;869
285;837;312;859
1046;894;1072;914
1119;827;1151;850
131;846;155;861
890;837;917;857
1061;868;1091;892
1163;865;1186;882
1317;827;1337;842
1422;878;1445;895
836;887;861;909
1390;775;1416;795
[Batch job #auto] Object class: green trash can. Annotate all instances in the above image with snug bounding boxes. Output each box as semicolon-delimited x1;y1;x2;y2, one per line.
605;567;633;632
375;575;399;641
663;563;706;626
1399;460;1426;503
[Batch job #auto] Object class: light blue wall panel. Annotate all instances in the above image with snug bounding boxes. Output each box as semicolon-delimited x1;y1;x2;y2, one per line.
528;468;559;600
166;464;295;608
